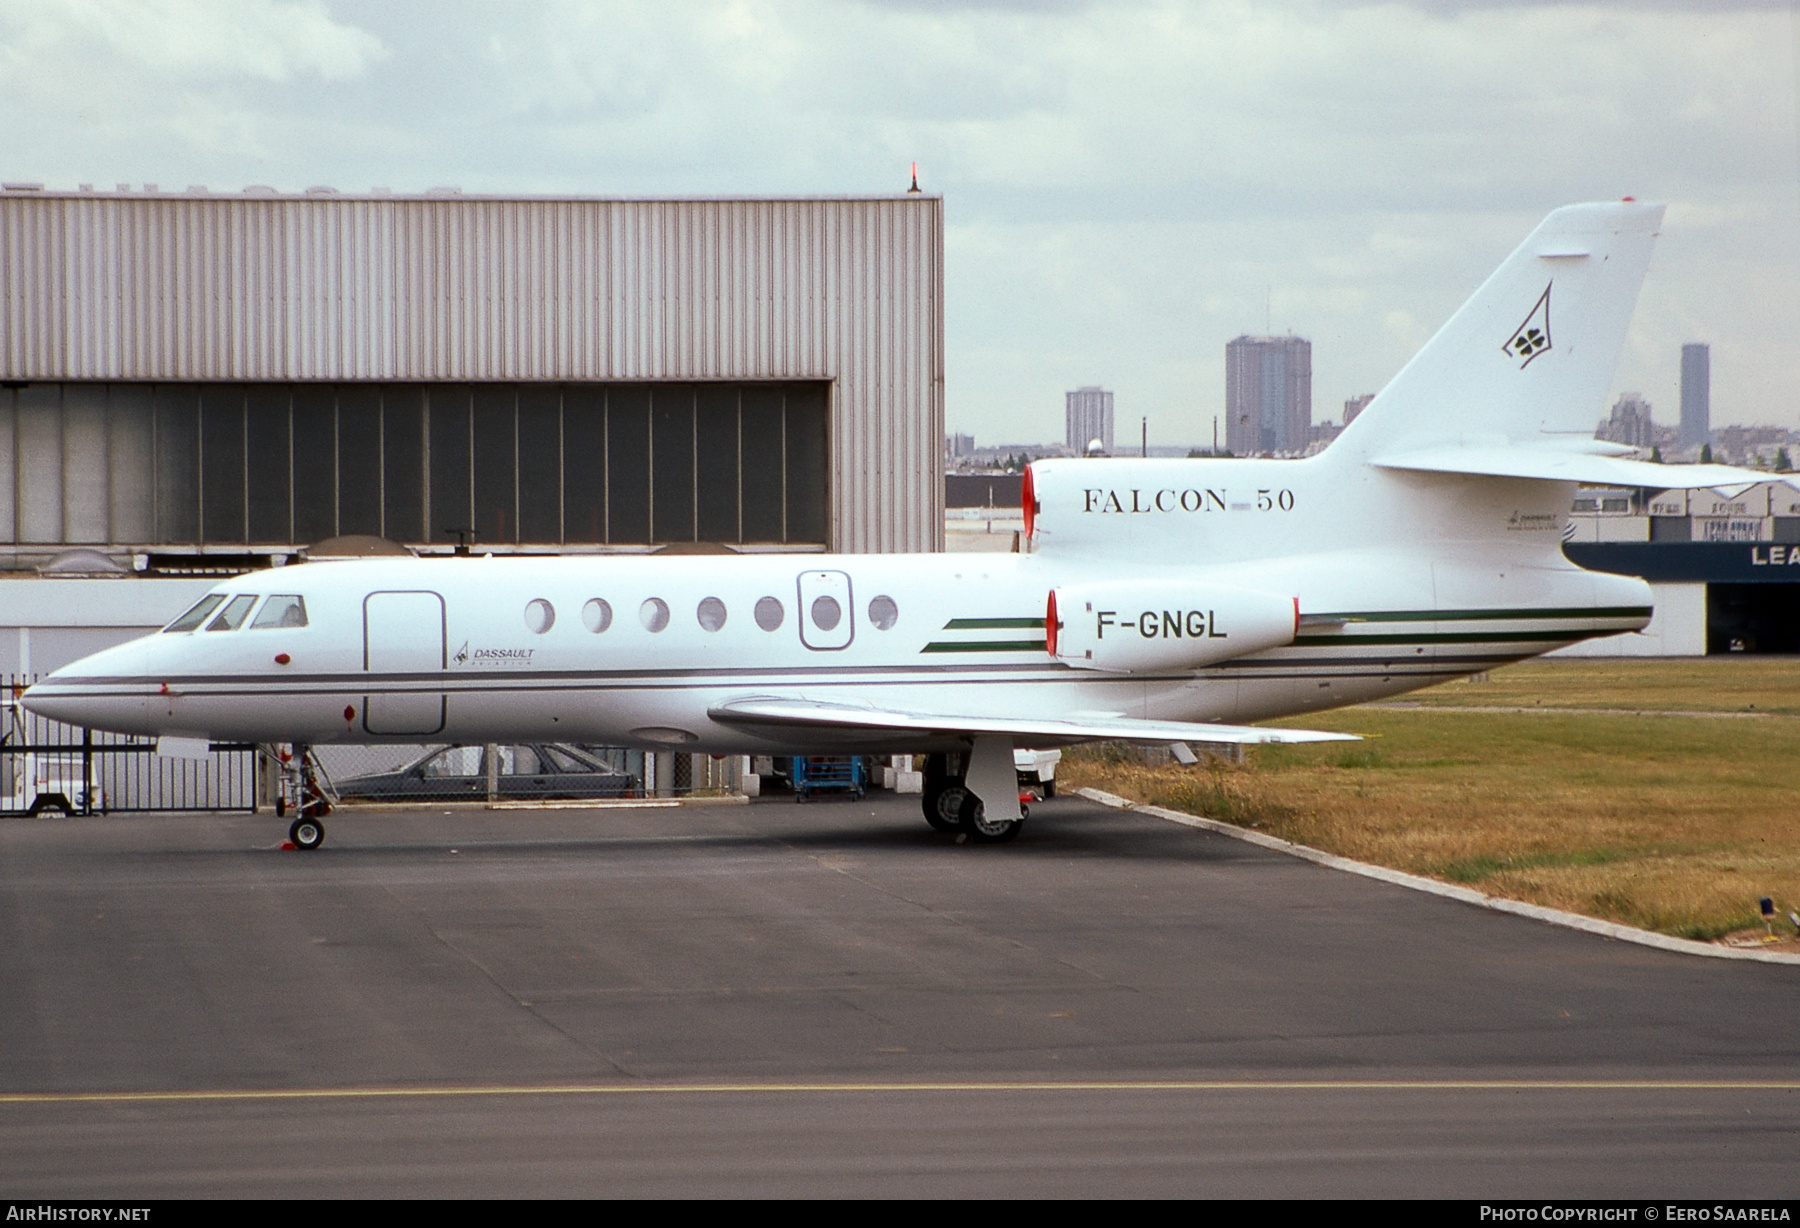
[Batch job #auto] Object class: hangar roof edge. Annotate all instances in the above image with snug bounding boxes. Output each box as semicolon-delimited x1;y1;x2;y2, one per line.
0;187;943;204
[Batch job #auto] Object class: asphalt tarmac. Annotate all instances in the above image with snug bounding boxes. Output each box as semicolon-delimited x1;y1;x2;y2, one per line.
2;792;1797;1198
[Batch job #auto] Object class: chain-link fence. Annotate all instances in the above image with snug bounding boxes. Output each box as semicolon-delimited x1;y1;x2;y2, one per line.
317;742;649;805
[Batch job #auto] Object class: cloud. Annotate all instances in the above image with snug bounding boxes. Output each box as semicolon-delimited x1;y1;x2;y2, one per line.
0;0;1793;440
0;0;386;82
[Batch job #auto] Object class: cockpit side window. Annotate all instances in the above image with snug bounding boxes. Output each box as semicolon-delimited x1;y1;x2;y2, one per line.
251;595;308;629
164;594;226;633
205;594;259;632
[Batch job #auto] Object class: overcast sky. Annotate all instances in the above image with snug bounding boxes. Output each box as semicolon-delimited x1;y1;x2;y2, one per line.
3;0;1795;446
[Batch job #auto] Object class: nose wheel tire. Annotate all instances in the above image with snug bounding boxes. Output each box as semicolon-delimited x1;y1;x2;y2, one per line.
288;816;325;851
958;792;1025;844
923;784;967;833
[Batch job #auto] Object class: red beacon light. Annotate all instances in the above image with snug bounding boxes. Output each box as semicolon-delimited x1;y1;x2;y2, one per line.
1022;463;1038;541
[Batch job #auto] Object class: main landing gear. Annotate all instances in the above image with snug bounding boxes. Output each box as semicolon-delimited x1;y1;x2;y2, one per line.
274;742;332;851
921;746;1027;844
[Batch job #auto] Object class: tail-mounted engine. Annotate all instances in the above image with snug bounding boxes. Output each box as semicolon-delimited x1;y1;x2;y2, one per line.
1048;582;1298;672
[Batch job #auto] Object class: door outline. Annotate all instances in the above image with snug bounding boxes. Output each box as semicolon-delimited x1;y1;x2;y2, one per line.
363;590;448;736
797;571;855;651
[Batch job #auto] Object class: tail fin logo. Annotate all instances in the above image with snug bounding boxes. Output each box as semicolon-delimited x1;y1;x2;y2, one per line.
1503;283;1553;367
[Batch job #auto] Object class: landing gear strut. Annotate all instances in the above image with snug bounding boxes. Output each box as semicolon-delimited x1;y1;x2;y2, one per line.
276;742;332;850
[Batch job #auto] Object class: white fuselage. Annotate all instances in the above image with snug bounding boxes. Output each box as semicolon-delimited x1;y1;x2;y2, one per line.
23;455;1654;753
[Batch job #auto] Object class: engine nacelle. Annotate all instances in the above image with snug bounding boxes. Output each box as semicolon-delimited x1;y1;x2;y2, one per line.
1048;582;1298;672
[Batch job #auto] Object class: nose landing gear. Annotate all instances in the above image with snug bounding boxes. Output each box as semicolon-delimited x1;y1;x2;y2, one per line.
274;743;333;851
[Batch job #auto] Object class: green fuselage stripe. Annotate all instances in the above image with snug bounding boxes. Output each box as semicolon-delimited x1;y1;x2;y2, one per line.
1311;606;1652;624
942;618;1046;630
922;640;1048;653
1294;629;1607;647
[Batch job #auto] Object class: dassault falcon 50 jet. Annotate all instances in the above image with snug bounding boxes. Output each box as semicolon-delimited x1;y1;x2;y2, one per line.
27;200;1774;849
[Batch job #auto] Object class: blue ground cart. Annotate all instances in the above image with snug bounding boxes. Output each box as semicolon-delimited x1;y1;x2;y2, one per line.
790;755;867;801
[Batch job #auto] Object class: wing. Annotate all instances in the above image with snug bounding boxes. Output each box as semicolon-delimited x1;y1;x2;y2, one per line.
707;697;1358;747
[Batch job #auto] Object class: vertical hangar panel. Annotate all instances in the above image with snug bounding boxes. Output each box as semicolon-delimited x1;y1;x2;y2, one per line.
13;200;67;377
0;189;942;551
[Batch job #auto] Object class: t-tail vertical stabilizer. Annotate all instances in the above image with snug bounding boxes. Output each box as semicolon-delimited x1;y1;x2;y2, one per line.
1335;200;1664;466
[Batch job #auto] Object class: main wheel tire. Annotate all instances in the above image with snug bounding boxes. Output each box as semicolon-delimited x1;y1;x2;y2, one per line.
288;816;325;850
958;791;1024;844
923;783;966;833
1043;780;1056;799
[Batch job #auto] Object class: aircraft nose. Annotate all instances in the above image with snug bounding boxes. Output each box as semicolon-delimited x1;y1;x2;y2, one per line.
20;677;149;734
19;644;154;735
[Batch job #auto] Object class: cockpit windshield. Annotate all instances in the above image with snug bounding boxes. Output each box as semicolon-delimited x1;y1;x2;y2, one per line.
205;594;259;631
163;594;225;633
251;596;308;629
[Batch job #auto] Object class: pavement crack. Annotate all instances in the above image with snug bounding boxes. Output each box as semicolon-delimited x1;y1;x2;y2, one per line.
408;907;638;1080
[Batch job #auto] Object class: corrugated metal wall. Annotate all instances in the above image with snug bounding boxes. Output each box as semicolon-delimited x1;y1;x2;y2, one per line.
0;192;944;552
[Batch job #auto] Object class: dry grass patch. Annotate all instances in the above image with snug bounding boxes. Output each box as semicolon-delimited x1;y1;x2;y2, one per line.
1062;697;1800;940
1394;657;1800;714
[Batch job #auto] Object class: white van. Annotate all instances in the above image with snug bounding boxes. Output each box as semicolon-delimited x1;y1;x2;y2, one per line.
5;750;105;816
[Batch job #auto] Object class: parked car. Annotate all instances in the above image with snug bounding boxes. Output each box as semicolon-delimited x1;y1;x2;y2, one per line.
334;744;638;803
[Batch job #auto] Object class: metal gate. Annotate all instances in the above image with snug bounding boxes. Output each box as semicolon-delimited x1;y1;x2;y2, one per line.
2;675;258;815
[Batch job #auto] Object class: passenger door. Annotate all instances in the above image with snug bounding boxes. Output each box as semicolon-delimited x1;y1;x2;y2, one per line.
363;591;447;735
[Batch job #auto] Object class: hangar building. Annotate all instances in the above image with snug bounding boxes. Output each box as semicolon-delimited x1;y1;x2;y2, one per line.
0;185;944;673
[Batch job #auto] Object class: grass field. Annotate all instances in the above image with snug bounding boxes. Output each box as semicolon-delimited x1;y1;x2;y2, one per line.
1059;659;1800;941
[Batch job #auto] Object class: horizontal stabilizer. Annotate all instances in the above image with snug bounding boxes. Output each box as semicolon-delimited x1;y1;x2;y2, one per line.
1372;445;1794;494
709;697;1357;747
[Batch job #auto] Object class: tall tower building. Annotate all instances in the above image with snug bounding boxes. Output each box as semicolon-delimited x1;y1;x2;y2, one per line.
1066;386;1114;454
1226;335;1312;455
1680;343;1710;449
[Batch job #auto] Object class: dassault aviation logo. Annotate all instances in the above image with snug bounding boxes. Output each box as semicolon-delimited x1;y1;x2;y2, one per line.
452;641;535;668
1503;283;1553;367
1507;509;1558;533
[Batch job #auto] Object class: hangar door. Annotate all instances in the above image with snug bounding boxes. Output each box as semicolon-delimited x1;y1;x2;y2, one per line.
1707;584;1800;654
363;591;447;736
0;382;830;551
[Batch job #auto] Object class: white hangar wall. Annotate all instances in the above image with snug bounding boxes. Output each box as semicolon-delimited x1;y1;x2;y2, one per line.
0;189;944;555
